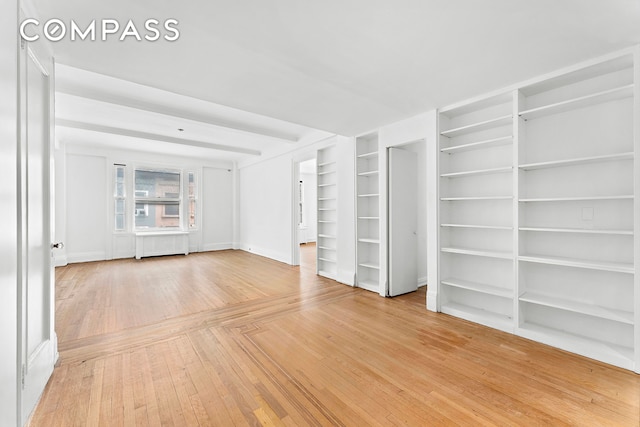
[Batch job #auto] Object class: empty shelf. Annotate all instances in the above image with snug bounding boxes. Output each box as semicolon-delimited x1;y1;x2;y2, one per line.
519;85;634;120
519;152;633;170
519;292;633;325
441;277;512;298
440;166;512;178
440;115;512;137
519;254;634;274
440;136;512;153
441;224;512;230
519;226;633;235
358;238;380;244
441;247;512;260
441;302;512;332
441;196;513;201
358;262;380;270
357;151;378;158
358;170;379;177
519;195;633;202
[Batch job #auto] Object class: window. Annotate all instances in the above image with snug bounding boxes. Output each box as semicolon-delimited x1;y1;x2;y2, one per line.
134;169;181;229
187;172;197;228
113;164;126;231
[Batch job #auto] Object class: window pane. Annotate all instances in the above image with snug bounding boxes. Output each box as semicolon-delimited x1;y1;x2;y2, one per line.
135;202;180;229
115;214;125;231
189;200;196;228
114;165;125;197
135;170;180;198
188;172;195;197
115;199;125;215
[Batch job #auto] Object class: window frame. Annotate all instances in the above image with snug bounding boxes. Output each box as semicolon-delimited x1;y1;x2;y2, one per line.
133;167;183;231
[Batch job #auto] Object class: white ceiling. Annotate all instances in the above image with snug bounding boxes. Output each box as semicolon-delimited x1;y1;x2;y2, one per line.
32;0;640;160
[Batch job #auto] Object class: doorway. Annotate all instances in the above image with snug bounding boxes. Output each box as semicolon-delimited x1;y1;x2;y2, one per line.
298;158;317;273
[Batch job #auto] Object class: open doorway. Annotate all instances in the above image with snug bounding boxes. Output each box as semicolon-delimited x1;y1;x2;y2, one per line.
297;158;317;273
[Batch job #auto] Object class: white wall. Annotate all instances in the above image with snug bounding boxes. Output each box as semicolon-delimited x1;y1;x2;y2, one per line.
202;167;234;251
300;172;317;241
238;135;356;284
58;144;235;264
239;154;292;263
66;154;108;263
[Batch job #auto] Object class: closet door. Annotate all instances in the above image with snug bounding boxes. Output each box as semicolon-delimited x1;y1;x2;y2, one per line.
388;147;418;296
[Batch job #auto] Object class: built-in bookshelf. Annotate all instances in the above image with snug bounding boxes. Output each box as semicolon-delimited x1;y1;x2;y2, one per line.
316;145;338;279
355;132;381;292
516;51;637;370
438;91;516;333
435;48;639;372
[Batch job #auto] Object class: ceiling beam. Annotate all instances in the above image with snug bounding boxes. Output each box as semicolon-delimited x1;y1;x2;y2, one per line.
56;119;262;156
56;87;300;143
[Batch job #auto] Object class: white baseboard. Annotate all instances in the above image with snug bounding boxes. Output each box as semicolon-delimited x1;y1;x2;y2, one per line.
202;242;234;252
418;276;428;287
239;243;290;265
337;270;356;286
53;254;68;267
67;251;107;264
426;288;438;312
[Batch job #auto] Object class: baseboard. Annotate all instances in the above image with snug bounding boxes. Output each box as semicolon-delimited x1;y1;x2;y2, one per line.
418;276;428;287
239;243;290;265
337;270;356;286
202;242;234;252
66;251;107;264
53;254;68;267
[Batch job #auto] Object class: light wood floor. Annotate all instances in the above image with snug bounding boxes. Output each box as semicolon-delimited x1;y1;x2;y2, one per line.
31;244;640;426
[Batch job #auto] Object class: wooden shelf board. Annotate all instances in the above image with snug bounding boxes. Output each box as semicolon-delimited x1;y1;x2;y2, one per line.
441;223;512;230
440;136;512;153
519;84;634;120
441;277;512;299
318;220;336;224
440;302;512;332
519;226;633;236
318;257;336;263
441;247;512;260
517;323;634;370
441;196;513;201
519;254;634;274
358;193;379;198
440;166;512;178
318;208;336;211
358;216;380;220
317;246;336;251
317;170;336;176
318;183;336;188
357;151;378;159
358;238;380;244
519;292;634;325
317;234;336;239
358;262;380;270
519;152;634;171
318;197;336;201
519;195;633;202
440;114;512;137
357;171;379;177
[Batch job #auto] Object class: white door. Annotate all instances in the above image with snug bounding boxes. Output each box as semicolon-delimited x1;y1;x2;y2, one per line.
388;147;418;296
19;44;57;423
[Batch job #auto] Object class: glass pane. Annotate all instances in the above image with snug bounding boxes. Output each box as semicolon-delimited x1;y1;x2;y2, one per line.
115;198;125;215
188;172;195;197
189;200;196;228
135;202;180;229
135;170;180;198
115;214;125;231
114;165;125;197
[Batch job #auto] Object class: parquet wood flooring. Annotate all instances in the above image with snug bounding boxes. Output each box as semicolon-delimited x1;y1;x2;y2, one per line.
30;245;640;426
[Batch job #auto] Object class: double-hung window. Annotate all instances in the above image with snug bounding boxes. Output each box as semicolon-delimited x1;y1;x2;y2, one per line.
134;169;181;230
114;164;126;231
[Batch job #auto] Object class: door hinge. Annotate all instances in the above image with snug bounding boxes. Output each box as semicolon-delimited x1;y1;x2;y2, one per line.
20;37;26;50
21;363;26;388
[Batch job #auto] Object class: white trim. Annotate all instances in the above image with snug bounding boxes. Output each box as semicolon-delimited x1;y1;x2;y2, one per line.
66;251;107;264
201;243;233;252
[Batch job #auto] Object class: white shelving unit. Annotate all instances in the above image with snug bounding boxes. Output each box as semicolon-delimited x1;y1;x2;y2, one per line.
516;51;637;370
355;132;381;293
438;91;516;333
435;50;639;372
316;145;338;279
